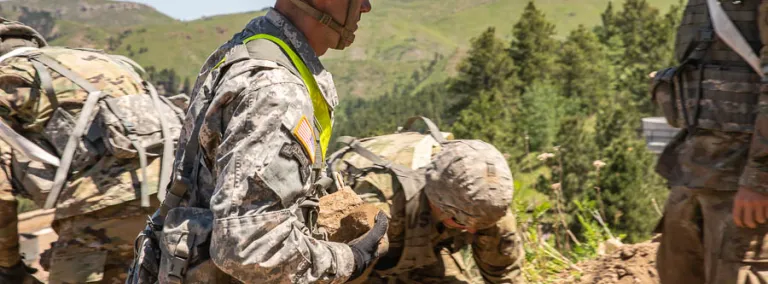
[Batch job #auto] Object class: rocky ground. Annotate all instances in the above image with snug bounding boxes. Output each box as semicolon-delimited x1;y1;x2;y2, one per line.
558;241;660;284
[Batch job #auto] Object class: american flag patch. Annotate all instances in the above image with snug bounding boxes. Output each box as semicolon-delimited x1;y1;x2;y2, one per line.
292;115;316;164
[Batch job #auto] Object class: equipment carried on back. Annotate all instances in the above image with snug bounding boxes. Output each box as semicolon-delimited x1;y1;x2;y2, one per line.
326;116;453;276
0;46;184;209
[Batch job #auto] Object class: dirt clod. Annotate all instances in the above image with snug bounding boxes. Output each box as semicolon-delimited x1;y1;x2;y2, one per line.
317;188;383;243
559;241;659;284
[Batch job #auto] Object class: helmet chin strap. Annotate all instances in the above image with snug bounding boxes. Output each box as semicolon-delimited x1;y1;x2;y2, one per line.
289;0;362;50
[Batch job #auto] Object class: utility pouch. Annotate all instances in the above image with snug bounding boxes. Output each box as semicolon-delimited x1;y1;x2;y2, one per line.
43;107;100;171
650;67;684;128
159;207;230;284
125;224;161;284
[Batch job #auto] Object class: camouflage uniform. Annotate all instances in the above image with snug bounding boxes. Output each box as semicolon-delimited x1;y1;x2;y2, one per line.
333;135;524;283
0;46;165;283
654;0;768;283
167;8;354;283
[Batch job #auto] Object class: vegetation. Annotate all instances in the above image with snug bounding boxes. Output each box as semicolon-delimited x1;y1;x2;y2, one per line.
333;0;681;281
8;0;682;281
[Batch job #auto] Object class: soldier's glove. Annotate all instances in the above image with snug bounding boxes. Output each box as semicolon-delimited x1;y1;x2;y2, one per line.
0;260;42;284
347;211;389;280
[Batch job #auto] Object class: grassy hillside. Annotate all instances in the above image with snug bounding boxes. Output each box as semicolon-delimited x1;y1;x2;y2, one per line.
2;0;679;98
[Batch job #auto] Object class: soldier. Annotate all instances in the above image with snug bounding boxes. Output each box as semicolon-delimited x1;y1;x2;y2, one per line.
126;0;388;283
0;19;183;283
650;0;768;283
327;117;524;283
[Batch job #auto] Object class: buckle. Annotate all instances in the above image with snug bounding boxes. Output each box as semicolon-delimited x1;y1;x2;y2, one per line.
168;255;188;280
320;14;333;26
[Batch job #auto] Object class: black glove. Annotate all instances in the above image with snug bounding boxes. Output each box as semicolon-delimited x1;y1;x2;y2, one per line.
0;260;42;284
347;211;389;280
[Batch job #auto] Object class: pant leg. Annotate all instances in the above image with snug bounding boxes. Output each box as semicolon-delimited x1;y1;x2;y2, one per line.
45;196;156;284
656;186;706;284
401;247;473;284
0;141;20;268
699;190;768;284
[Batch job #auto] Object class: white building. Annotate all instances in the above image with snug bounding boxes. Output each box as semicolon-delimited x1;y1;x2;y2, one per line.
641;117;680;154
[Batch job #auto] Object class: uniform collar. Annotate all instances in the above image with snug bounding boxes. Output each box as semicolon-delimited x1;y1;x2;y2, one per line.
260;8;325;75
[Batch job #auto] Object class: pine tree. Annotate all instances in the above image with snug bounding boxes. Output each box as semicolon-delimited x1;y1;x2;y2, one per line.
557;26;613;115
518;81;562;152
448;27;517;118
452;88;520;158
509;1;558;89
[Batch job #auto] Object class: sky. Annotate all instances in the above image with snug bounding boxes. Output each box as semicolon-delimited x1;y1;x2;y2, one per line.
122;0;275;21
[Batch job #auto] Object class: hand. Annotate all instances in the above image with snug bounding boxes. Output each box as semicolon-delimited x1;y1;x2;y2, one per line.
0;261;42;284
733;186;768;228
347;211;389;280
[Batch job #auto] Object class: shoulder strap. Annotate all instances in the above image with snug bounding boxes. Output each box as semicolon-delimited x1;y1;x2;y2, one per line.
243;34;334;160
400;116;447;144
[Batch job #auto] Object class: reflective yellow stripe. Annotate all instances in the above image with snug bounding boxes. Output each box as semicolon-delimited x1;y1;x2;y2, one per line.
242;34;333;160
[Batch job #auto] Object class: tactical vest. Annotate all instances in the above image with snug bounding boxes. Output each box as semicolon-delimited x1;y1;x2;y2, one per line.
127;34;335;284
655;0;762;133
327;117;453;276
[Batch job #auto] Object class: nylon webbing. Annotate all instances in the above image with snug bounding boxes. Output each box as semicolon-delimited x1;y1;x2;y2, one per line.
147;83;175;204
401;116;447;144
30;60;58;111
44;91;103;209
28;54;99;93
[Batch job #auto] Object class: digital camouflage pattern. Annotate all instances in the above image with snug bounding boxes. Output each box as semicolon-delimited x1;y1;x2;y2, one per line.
169;8;353;283
425;140;514;231
330;133;523;283
0;46;167;282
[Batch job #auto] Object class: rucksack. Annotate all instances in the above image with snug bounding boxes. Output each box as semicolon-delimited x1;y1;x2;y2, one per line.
325;116;453;276
0;46;184;209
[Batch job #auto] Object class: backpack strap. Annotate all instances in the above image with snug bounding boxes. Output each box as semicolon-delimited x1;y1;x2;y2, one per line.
30;60;58;110
400;116;447;144
26;53;106;209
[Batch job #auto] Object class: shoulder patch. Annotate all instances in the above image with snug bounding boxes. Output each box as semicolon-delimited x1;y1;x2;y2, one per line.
292;115;316;164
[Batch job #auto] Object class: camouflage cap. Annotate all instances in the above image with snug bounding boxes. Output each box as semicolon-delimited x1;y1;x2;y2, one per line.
423;140;513;230
0;17;48;56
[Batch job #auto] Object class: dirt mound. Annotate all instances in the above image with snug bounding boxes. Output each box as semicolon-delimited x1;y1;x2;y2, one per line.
559;241;659;284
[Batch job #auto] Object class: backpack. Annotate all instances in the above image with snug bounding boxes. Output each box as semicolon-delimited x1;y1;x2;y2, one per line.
0;47;184;209
326;116;453;276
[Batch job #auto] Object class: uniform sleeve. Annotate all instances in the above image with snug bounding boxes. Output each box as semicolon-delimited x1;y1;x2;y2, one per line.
740;91;768;193
208;78;355;283
471;210;524;284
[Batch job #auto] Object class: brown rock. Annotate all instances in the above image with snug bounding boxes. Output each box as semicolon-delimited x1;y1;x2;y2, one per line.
318;188;382;242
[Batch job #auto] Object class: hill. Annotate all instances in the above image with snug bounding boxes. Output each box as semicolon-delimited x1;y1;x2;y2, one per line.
1;0;679;98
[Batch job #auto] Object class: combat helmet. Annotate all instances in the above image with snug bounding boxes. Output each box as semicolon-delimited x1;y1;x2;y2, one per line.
423;140;514;230
0;17;48;56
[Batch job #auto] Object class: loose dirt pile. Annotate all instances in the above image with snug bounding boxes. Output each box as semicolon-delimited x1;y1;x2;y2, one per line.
558;241;660;284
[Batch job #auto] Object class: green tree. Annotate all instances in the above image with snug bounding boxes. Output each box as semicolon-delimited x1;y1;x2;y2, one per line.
448;27;517;117
509;1;558;89
452;88;519;157
604;0;682;114
518;81;562;152
557;26;613;115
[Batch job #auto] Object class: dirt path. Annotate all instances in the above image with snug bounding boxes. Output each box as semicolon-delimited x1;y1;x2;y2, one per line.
18;209;57;283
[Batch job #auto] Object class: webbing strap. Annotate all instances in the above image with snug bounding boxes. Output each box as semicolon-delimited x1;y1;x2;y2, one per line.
242;34;333;160
336;136;392;169
147;83;175;204
44;91;103;209
30;60;58;111
28;54;99;93
400;116;447;144
130;134;151;208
